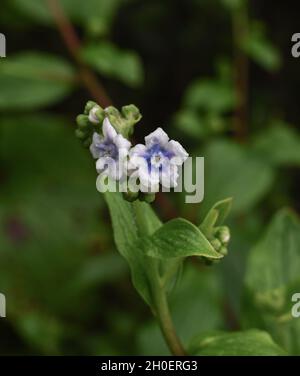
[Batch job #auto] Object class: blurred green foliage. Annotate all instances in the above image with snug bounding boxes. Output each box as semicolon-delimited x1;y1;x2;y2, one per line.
0;0;300;355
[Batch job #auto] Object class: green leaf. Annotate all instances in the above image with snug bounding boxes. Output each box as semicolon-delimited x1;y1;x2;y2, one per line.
243;209;300;354
104;193;161;305
142;218;222;260
81;42;144;88
183;79;236;113
241;22;281;71
0;52;75;110
174;109;227;140
200;139;275;217
189;330;286;356
200;198;232;234
251;121;300;166
15;313;64;355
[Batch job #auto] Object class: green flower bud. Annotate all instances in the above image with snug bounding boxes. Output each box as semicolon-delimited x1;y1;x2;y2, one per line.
215;226;230;244
93;107;106;124
76;114;90;129
104;104;142;138
84;100;98;115
210;238;222;251
75;129;86;140
219;246;228;256
122;104;142;122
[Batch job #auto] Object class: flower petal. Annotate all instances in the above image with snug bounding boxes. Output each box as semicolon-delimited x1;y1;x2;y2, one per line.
114;134;131;151
167;140;189;164
145;127;169;147
102;117;117;140
160;164;179;188
128;144;147;169
90;132;104;159
96;156;111;173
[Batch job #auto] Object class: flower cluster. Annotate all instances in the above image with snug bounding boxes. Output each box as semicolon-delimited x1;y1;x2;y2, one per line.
76;103;189;202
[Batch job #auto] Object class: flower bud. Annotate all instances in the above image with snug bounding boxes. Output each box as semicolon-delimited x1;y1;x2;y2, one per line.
76;114;89;129
219;246;228;256
75;129;86;140
210;238;222;251
122;104;142;123
84;100;98;115
216;226;230;244
89;105;105;124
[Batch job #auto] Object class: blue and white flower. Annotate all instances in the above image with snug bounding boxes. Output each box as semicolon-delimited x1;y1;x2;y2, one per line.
128;127;188;192
90;117;131;180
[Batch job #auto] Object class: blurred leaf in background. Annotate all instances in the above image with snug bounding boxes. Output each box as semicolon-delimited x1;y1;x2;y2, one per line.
0;53;75;110
243;209;300;355
81;42;144;88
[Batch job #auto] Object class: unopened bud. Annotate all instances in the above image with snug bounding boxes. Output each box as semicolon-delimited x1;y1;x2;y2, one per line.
219;246;228;256
76;114;89;128
210;238;222;251
75;129;86;140
216;226;230;244
84;101;98;115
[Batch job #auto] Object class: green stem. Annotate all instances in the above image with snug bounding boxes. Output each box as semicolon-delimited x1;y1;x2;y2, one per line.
148;260;187;356
132;201;186;356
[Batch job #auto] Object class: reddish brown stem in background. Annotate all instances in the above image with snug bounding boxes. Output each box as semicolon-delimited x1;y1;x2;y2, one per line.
232;4;249;142
47;0;112;108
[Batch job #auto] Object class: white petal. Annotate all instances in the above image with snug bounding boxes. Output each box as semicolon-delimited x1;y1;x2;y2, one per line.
167;140;189;164
102;117;117;140
160;164;179;188
139;164;159;187
128;144;147;169
108;161;123;181
114;134;131;150
96;156;111;173
145;127;169;147
139;166;160;193
129;144;147;157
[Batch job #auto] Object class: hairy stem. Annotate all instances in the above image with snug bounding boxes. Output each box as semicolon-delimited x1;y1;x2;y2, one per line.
47;0;112;107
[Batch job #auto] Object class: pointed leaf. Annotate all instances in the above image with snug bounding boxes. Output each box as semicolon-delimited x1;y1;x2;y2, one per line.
104;192;161;305
143;218;222;260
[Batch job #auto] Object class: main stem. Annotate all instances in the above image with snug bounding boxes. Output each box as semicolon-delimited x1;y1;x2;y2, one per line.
132;202;186;356
149;260;187;356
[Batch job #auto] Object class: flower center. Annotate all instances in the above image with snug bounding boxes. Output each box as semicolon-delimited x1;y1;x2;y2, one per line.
151;153;163;168
99;142;118;159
